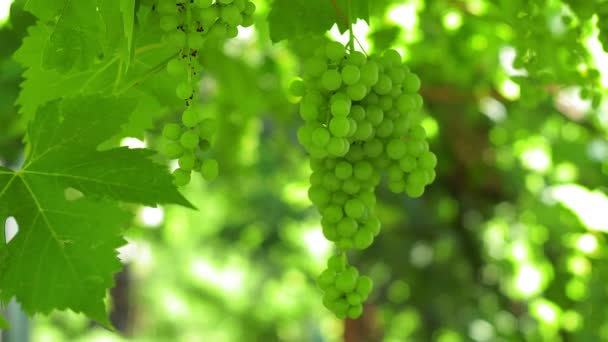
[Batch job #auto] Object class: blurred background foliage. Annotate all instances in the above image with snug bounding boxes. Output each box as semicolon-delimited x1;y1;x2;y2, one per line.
1;0;608;341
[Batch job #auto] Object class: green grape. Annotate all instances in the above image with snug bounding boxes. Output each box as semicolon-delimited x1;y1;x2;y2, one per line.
327;254;346;271
379;96;393;111
163;123;182;140
299;101;319;121
405;139;425;156
332;191;349;205
233;0;246;10
226;25;239;38
325;41;346;61
289;79;306;97
160;15;179;32
354;121;373;141
347;83;368;101
200;158;219;180
188;32;205;49
347;292;362;305
363;139;383;158
334;161;353;180
397;94;416;112
167;30;186;48
221;5;242;26
243;1;256;16
208;22;228;39
197;118;217;139
376;119;394;138
353;161;373;180
405;182;424;198
356;276;373;297
322;223;339;241
200;6;219;27
317;269;336;289
382;49;402;67
180;130;199;149
304;58;327;78
323;174;342;193
329;117;350;138
386;139;406;159
360;61;379;86
178;153;196;171
418;151;437;169
388;67;406;84
181;107;200;128
323;205;344;223
167;57;186;76
350;105;365;121
176;82;194;100
366;106;384;126
347;118;358;137
344;198;365;219
241;15;254;27
347;304;364;319
354;229;374;249
347;51;366;66
173;168;191;186
321;69;342;91
342;178;361;195
388;180;405;193
195;0;214;9
403;72;421;92
341;65;361;85
337;217;358;237
399;156;417;172
312;127;330;146
335;270;357;292
309;185;331;206
330;93;351;116
373;74;393;95
163;141;185;159
410;125;427;140
218;0;234;4
158;2;176;14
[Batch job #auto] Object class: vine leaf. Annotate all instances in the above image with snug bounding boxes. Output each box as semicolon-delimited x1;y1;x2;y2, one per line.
267;0;370;43
0;95;192;326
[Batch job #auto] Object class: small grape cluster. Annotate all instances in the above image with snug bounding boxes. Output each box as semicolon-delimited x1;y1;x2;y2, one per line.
292;40;436;318
316;254;373;319
156;0;255;186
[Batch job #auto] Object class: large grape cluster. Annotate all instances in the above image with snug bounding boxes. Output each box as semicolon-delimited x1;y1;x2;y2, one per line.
157;0;255;186
292;40;437;318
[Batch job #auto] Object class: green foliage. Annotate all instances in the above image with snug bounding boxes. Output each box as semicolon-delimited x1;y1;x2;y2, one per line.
1;0;608;340
0;95;190;325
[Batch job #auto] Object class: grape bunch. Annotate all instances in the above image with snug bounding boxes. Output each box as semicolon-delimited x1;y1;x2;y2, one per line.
316;254;373;319
292;40;437;318
156;0;255;186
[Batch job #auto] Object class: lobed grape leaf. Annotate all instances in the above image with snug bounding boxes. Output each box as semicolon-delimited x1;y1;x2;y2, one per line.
14;14;179;138
267;0;370;43
0;95;192;325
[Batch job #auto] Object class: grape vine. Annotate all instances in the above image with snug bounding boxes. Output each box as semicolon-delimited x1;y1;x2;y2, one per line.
292;39;437;318
157;0;256;186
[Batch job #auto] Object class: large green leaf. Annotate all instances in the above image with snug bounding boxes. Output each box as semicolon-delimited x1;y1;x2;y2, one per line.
267;0;370;43
0;95;192;325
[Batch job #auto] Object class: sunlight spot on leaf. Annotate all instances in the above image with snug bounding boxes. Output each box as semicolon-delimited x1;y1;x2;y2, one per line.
4;216;18;243
64;187;84;201
468;319;495;342
138;206;164;228
120;137;146;149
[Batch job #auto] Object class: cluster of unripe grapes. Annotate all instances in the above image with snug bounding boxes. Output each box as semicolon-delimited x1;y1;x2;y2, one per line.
316;254;372;319
291;40;436;318
157;0;255;186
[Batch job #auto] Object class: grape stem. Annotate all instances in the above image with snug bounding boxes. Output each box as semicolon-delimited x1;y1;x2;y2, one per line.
329;0;368;56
